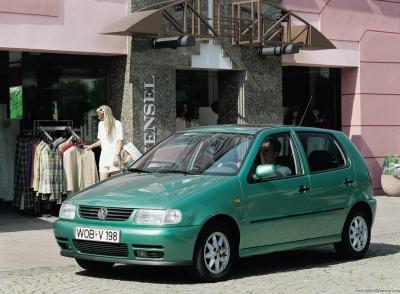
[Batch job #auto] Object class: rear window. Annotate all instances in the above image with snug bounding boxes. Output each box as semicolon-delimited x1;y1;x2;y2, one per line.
296;132;346;173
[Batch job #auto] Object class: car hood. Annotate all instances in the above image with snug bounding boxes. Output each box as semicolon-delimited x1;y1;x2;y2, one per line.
69;172;229;209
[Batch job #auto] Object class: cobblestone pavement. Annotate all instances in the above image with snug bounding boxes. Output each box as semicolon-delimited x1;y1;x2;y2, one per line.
1;197;400;294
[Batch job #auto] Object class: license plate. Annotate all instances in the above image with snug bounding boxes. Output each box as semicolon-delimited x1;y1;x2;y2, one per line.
75;227;120;243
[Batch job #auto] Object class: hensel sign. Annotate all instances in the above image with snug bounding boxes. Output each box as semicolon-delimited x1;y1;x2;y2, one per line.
144;75;156;152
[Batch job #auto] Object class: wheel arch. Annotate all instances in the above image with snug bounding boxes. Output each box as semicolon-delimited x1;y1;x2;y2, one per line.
348;201;373;225
192;214;240;260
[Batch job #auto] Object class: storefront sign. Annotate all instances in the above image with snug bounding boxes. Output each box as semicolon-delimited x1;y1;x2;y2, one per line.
144;75;156;152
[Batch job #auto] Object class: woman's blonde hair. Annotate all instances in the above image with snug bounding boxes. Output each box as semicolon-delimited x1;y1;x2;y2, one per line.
96;105;115;139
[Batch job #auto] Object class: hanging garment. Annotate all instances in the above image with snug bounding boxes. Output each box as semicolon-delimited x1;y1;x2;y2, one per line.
29;140;41;187
59;143;74;156
13;137;35;211
32;141;46;191
26;139;39;186
63;147;79;194
76;149;99;190
38;145;64;204
53;137;66;148
13;138;23;209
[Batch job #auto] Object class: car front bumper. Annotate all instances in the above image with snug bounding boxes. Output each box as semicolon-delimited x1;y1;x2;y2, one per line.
54;220;200;266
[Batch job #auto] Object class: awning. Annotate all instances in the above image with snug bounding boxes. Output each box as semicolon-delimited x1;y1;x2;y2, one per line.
100;9;163;37
283;25;335;50
100;0;335;50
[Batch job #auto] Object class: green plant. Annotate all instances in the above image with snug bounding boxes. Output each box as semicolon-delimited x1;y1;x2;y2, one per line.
383;156;400;177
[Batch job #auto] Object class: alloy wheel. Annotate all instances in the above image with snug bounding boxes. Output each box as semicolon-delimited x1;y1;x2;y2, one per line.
349;216;368;252
203;232;231;274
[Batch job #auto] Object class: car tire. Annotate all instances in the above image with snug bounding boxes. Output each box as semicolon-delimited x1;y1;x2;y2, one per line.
193;225;237;282
334;210;371;259
75;258;114;272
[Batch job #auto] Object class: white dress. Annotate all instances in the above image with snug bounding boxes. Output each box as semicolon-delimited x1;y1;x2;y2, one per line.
97;120;123;173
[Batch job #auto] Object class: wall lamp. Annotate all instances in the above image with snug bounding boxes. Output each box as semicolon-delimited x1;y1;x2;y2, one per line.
152;35;196;49
257;44;300;56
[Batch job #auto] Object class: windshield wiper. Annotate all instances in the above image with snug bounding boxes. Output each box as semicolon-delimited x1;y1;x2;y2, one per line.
158;169;201;175
128;168;151;173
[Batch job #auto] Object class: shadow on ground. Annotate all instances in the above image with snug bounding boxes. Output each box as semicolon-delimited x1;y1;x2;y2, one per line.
0;207;55;233
76;241;400;284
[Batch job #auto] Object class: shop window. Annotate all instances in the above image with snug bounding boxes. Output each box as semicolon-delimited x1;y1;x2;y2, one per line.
282;67;341;130
13;52;108;141
176;70;219;130
9;86;23;119
59;78;106;142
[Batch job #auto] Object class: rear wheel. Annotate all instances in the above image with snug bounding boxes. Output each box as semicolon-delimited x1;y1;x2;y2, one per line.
75;258;114;272
334;210;371;259
193;225;237;282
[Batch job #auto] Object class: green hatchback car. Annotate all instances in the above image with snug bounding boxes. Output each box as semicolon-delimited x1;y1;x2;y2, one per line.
54;125;376;282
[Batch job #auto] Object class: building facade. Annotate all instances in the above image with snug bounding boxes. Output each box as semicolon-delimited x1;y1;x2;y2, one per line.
0;0;398;203
281;0;400;194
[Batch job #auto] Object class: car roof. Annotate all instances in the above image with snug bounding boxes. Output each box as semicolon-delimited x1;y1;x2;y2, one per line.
177;124;278;135
178;124;342;135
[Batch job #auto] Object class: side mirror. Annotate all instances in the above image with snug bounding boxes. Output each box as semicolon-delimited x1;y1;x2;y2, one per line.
254;164;277;180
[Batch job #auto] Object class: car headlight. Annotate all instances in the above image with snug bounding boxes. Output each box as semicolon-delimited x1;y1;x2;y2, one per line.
59;204;76;220
133;209;182;225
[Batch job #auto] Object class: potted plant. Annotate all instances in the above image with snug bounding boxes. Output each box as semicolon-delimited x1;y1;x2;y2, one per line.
381;155;400;197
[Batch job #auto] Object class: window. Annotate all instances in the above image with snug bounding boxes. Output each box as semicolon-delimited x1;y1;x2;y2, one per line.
297;132;346;173
9;86;23;119
59;78;106;142
251;133;301;179
132;132;255;176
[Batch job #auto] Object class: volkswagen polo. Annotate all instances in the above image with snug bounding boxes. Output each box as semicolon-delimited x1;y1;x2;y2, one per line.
54;125;376;282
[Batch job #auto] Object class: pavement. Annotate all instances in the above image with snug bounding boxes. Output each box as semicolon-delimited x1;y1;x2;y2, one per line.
0;196;400;293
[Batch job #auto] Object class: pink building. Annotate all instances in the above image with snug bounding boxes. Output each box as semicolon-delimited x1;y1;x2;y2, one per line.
0;0;126;55
282;0;400;193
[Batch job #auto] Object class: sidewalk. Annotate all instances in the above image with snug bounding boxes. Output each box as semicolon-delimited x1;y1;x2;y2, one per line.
0;207;75;271
371;196;400;236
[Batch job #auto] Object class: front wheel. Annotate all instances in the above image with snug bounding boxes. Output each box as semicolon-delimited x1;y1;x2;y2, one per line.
193;226;237;282
334;210;371;259
75;258;114;272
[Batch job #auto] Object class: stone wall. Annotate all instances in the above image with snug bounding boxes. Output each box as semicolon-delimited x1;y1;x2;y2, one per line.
108;0;282;153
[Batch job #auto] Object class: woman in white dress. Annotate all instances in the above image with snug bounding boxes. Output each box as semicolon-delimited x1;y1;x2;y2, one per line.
86;105;123;181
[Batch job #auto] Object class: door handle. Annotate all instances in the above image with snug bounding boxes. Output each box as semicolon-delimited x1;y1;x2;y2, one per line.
344;178;354;186
298;185;309;193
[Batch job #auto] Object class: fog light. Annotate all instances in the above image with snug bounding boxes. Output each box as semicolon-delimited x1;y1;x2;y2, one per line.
135;250;147;258
134;250;164;259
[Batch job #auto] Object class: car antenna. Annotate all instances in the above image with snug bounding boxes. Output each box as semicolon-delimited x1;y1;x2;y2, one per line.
299;95;313;126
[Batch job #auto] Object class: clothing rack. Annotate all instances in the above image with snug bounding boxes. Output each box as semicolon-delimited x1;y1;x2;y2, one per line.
33;120;73;135
37;128;55;149
65;127;84;149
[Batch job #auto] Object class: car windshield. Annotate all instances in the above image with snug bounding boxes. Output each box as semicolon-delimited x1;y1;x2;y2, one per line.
131;132;255;176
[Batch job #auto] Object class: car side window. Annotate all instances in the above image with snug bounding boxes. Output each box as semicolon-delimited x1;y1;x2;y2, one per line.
251;133;300;179
296;132;346;173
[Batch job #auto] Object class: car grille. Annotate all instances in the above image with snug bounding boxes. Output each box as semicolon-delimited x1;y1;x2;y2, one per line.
79;205;134;221
73;240;129;257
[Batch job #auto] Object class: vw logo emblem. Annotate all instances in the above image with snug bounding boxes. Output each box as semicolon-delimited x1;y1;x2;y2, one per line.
98;207;108;220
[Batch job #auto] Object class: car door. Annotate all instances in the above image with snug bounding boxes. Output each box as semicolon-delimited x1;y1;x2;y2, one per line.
293;131;355;239
241;130;312;248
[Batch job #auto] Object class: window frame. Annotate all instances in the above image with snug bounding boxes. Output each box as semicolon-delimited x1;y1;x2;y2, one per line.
247;131;305;184
294;131;350;175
